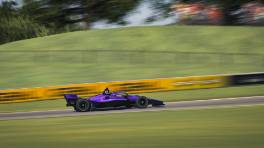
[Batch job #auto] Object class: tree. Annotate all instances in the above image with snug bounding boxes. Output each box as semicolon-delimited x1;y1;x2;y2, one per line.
0;1;50;44
21;0;141;30
0;1;18;17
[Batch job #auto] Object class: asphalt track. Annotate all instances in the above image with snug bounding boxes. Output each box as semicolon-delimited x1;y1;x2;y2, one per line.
0;96;264;121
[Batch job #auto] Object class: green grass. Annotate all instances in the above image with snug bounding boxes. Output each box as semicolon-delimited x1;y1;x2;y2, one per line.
0;25;263;112
0;106;264;148
1;25;264;53
0;85;263;113
0;25;263;89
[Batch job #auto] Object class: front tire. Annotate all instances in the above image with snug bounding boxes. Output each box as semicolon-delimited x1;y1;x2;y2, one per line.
75;99;91;112
135;97;149;108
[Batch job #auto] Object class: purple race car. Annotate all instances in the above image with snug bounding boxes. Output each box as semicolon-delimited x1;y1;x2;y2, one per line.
64;88;165;112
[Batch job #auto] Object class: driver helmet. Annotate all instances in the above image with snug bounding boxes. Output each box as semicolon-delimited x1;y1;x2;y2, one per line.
103;88;111;95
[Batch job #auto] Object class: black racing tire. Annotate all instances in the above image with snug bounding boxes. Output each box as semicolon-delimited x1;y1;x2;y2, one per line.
135;97;149;108
75;99;91;112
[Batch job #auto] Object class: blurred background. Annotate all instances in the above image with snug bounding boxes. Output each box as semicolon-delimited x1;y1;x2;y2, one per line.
1;0;264;44
1;1;264;147
0;0;263;90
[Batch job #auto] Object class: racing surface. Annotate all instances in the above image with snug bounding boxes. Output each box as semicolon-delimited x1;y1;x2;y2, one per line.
1;96;264;121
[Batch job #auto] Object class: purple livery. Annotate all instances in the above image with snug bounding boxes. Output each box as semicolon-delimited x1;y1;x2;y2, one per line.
64;88;165;112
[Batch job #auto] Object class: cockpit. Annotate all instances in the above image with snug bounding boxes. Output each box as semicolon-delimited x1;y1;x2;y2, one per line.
103;88;111;95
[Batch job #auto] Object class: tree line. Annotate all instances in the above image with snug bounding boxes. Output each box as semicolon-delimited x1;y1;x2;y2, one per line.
0;0;140;44
0;0;263;45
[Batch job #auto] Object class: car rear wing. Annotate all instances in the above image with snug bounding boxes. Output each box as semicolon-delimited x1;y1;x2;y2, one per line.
64;94;78;106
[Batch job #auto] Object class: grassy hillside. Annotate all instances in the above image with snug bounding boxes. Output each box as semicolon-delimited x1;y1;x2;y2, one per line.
0;25;263;112
1;25;264;53
1;106;264;148
0;25;263;89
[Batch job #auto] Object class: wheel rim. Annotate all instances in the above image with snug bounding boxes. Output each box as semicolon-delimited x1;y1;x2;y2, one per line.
140;99;146;106
138;98;148;108
78;101;88;111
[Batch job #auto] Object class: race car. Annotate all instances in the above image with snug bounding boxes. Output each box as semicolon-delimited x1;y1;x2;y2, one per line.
64;88;165;112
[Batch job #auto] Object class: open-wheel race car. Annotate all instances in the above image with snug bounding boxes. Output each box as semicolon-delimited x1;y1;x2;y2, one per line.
64;88;165;112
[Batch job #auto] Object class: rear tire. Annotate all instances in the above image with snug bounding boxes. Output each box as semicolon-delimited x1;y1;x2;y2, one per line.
75;99;91;112
135;97;149;108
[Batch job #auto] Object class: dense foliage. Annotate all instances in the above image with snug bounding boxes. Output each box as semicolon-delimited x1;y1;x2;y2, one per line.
0;0;140;44
0;1;49;44
0;0;263;44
